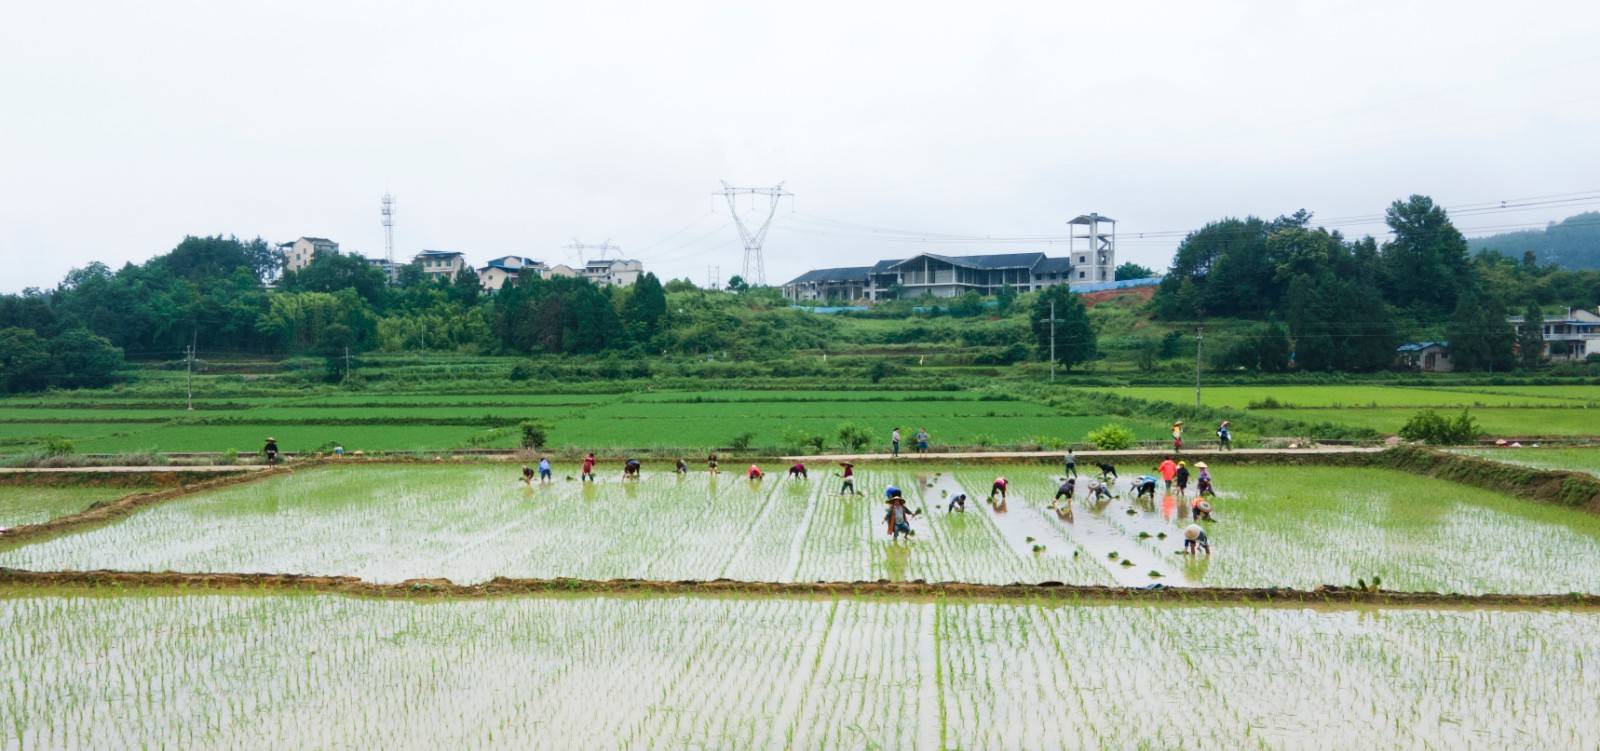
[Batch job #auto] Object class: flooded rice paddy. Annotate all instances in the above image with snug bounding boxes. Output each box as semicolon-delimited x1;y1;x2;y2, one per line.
1;589;1596;749
3;463;1599;594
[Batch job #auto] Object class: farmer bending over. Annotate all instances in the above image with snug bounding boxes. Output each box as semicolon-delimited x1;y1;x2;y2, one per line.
521;466;535;487
1133;475;1159;501
1054;477;1076;508
1086;478;1114;503
622;458;642;480
1183;524;1211;555
747;464;764;481
988;476;1009;510
947;493;968;513
1190;498;1215;522
788;462;807;479
675;458;688;475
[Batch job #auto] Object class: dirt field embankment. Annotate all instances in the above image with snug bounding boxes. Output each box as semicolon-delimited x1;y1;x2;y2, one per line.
3;568;1595;611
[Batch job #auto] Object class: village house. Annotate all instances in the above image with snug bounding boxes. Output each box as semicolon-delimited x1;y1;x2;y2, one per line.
1507;307;1600;361
1395;341;1454;372
413;249;468;281
477;256;546;291
277;237;338;274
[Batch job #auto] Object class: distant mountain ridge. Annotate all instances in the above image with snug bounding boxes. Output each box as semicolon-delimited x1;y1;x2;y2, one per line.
1469;211;1600;270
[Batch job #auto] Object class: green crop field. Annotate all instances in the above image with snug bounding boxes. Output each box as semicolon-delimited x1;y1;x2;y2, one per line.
2;589;1595;749
7;462;1598;595
1099;384;1592;408
0;388;1174;455
1268;407;1600;437
1453;447;1600;477
0;486;132;529
1090;384;1600;438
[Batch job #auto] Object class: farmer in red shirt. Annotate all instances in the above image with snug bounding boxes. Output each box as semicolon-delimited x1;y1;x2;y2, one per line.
1157;457;1179;493
580;452;596;482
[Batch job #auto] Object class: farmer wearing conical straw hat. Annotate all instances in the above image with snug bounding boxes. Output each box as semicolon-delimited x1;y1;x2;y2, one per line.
1172;420;1184;452
1183;524;1210;555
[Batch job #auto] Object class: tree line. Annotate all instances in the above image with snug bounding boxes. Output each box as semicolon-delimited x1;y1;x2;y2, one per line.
1154;195;1600;372
0;235;844;392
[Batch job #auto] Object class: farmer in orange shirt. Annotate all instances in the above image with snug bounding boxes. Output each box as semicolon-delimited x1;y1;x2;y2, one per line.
1157;456;1179;493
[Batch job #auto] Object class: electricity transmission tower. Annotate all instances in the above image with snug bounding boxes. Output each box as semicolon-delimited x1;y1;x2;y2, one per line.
381;193;395;263
714;181;790;286
563;239;621;265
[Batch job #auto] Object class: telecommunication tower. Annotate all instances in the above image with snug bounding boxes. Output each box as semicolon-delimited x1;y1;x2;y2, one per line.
381;193;395;264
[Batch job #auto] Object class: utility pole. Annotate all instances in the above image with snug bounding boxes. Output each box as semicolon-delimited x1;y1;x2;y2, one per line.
184;335;195;411
1043;298;1065;382
1194;326;1204;408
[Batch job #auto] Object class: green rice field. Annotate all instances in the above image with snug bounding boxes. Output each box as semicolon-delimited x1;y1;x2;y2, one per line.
1;589;1595;749
1094;384;1600;437
0;390;1173;454
1452;446;1600;477
0;486;130;529
6;462;1598;595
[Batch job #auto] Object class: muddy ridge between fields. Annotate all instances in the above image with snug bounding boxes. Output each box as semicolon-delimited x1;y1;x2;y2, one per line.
3;568;1596;611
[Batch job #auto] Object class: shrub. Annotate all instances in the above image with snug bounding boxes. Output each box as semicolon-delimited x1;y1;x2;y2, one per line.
508;361;536;381
220;448;238;466
1085;423;1136;450
971;433;995;447
728;431;756;451
43;437;74;456
1398;409;1480;445
520;421;549;449
836;422;873;452
782;428;828;453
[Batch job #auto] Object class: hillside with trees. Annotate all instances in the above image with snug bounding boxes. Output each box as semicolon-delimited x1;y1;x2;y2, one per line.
1469;212;1600;270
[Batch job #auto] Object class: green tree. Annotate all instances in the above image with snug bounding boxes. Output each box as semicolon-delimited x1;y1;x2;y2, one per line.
725;275;750;293
1381;195;1474;314
994;284;1018;314
1031;286;1096;369
447;267;482;307
1445;286;1516;371
1285;273;1397;372
1516;302;1546;369
621;272;668;343
1114;262;1156;280
0;327;52;392
48;328;124;388
279;252;390;308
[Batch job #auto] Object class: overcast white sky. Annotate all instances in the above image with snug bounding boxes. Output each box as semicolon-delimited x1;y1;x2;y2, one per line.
3;0;1598;291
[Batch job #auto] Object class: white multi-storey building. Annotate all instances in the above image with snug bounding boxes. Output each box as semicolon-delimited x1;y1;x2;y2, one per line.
277;237;339;274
